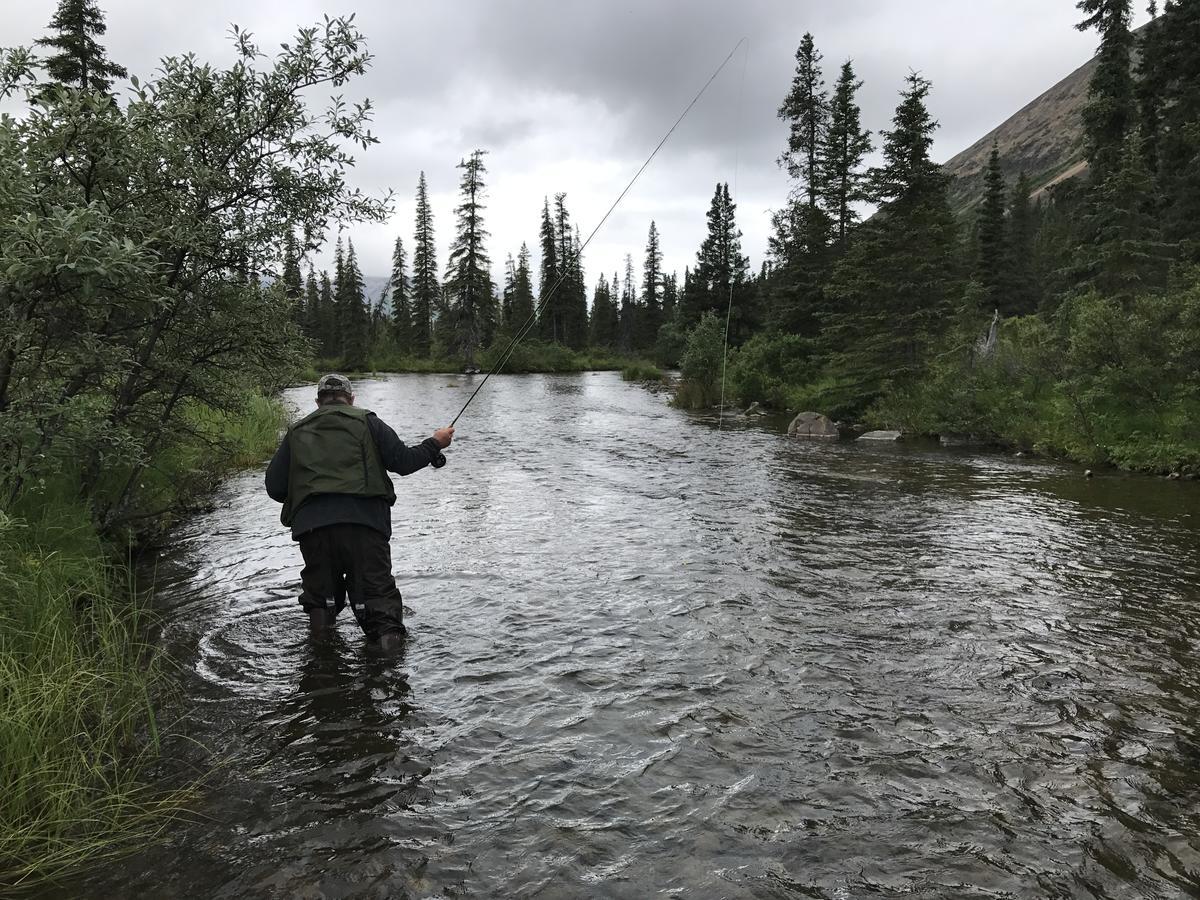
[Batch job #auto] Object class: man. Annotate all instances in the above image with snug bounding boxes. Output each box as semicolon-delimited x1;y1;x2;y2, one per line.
266;373;453;651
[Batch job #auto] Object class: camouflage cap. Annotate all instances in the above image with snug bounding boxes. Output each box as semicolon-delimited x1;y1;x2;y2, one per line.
316;373;354;396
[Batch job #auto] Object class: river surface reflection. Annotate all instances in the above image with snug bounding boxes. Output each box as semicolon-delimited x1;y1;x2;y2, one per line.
61;372;1200;898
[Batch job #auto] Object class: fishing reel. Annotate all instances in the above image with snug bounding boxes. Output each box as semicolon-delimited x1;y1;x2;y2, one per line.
432;451;447;469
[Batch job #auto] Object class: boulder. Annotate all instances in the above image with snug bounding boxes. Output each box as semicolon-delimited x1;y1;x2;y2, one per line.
788;411;839;439
858;430;902;442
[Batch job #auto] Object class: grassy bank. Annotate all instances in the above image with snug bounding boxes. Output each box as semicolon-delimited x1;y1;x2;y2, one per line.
308;340;651;379
0;393;287;890
713;276;1200;476
870;285;1200;475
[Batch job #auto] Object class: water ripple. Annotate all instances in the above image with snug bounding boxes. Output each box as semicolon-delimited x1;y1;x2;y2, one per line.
58;372;1200;899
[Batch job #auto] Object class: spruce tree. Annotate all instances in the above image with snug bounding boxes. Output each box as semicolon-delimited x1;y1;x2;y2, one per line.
1077;0;1136;182
778;33;828;206
337;240;369;370
821;60;873;250
281;232;304;326
661;272;678;323
640;221;663;352
411;172;438;357
824;73;959;401
773;33;834;334
317;270;335;358
511;243;536;332
1135;2;1165;175
619;258;637;353
389;235;413;353
501;254;517;332
444;150;493;366
36;0;127;94
870;73;947;208
303;266;321;344
976;142;1009;307
1145;0;1200;251
1007;171;1040;315
1077;131;1173;297
588;274;620;349
681;183;749;333
332;236;346;330
537;198;561;342
553;196;588;349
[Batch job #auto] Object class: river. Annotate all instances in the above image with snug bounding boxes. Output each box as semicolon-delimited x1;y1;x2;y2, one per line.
62;372;1200;898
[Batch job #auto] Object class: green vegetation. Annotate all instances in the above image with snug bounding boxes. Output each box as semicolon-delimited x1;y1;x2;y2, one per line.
668;2;1200;475
0;495;172;889
3;0;1198;879
877;275;1200;473
620;362;664;383
311;343;645;378
672;313;726;410
0;391;284;890
1;1;380;884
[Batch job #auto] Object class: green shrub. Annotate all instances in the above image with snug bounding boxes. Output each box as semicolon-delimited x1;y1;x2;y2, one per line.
672;313;727;409
726;331;815;408
873;272;1200;473
654;318;688;368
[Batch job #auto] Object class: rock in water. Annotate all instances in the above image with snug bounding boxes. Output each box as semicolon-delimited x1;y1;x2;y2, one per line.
788;411;839;439
859;430;902;441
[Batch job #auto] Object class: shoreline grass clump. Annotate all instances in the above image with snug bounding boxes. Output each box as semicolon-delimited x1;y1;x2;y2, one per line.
0;392;283;890
620;361;663;382
0;499;184;891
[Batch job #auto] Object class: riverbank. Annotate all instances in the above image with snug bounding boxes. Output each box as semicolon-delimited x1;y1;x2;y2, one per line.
704;277;1200;478
306;340;658;381
0;394;288;891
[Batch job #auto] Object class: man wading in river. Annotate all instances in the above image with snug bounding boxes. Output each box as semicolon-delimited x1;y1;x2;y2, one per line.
266;374;453;651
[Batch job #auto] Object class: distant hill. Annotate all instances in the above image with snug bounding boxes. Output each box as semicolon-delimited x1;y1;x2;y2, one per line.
940;24;1148;216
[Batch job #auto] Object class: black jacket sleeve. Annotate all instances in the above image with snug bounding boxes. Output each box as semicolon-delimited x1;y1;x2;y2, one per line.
367;413;441;476
265;433;291;502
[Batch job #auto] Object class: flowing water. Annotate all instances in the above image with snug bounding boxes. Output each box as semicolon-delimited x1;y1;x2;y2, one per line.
61;373;1200;899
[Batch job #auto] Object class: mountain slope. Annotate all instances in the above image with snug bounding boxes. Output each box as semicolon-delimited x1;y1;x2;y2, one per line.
941;49;1097;215
940;20;1153;215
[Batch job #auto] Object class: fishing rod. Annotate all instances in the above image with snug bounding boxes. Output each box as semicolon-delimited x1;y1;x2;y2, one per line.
430;36;748;469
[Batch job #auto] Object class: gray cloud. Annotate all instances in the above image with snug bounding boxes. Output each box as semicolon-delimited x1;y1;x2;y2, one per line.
5;0;1150;289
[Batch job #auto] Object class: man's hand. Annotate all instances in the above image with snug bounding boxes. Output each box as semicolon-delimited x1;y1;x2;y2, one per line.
433;426;454;449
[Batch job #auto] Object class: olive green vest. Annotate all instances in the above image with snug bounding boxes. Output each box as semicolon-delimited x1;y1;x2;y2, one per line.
281;404;396;526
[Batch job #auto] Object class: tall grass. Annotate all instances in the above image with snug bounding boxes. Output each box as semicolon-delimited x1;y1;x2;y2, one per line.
620;361;663;382
0;498;189;890
184;393;290;469
0;393;283;889
91;394;288;544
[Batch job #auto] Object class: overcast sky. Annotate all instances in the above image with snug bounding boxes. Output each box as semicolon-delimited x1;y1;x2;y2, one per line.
5;1;1151;290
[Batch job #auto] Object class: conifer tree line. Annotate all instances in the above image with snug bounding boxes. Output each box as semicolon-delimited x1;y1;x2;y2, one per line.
277;0;1199;470
288;159;711;369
